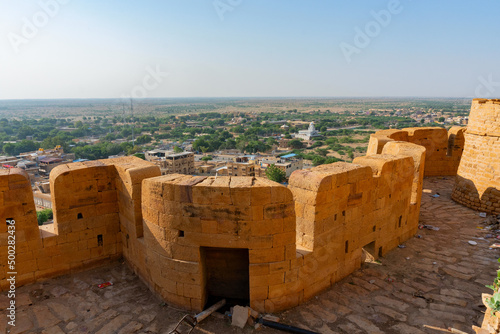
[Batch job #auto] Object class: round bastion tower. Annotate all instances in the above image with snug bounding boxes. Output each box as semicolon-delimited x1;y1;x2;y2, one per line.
452;99;500;214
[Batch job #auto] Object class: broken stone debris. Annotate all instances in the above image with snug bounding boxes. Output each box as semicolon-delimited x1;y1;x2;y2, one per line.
231;305;249;329
229;305;281;329
262;314;280;322
230;306;264;329
419;224;440;231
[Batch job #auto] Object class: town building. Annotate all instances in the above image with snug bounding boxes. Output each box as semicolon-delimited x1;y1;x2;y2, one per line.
294;121;321;140
225;156;256;177
196;162;216;176
33;192;52;209
146;149;195;175
38;157;65;176
258;153;303;178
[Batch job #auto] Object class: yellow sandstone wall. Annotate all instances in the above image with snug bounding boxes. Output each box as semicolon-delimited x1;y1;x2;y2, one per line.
140;175;296;312
452;99;500;214
368;126;465;176
137;141;425;312
0;144;426;313
0;169;40;288
0;157;160;290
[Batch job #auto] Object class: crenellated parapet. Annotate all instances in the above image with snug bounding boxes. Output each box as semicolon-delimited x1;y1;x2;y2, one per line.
141;175;295;311
0;168;40;288
136;141;425;312
367;126;466;176
0;143;426;313
0;157;160;291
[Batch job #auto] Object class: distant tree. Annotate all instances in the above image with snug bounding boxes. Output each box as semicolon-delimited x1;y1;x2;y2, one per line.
266;137;277;146
315;148;329;157
265;164;287;183
310;141;324;149
438;117;445;123
135;135;152;144
312;156;326;166
36;209;53;226
289;139;304;149
133;153;145;160
201;155;212;161
233;125;245;133
325;157;340;164
2;143;15;155
104;133;116;141
17;125;34;140
173;146;183;153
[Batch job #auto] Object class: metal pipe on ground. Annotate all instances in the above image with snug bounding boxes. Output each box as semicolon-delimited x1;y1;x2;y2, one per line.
169;299;226;334
258;318;321;334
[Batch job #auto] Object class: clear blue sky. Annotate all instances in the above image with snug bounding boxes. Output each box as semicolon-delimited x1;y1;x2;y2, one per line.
1;0;499;99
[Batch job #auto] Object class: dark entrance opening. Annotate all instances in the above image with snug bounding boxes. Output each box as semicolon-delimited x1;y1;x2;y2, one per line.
202;247;249;310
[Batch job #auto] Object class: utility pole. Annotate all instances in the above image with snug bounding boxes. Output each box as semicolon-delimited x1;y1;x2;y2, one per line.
130;98;135;147
122;103;126;124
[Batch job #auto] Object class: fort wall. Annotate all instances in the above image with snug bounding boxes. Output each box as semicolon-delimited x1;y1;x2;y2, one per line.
137;141;425;312
0;145;426;312
0;157;160;290
452;99;500;214
368;126;465;176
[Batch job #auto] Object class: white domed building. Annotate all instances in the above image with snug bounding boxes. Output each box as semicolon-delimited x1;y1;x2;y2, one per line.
295;121;321;140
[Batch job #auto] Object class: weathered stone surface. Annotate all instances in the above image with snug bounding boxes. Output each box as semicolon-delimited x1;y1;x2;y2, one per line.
452;99;500;214
33;305;60;328
95;314;132;334
346;314;384;334
390;323;427;334
48;302;76;322
117;321;143;334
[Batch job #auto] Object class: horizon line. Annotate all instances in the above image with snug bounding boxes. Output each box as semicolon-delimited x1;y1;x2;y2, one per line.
0;96;477;102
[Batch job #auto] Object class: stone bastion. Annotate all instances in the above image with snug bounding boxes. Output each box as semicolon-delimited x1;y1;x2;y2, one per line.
367;126;466;177
452;99;500;214
0;140;430;312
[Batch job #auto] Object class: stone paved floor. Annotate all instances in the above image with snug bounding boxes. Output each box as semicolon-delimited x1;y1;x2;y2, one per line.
1;177;498;333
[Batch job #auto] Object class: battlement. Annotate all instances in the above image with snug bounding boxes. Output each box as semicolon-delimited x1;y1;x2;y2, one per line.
473;98;500;104
1;142;427;312
0;157;160;289
368;126;466;176
453;99;500;214
468;99;500;137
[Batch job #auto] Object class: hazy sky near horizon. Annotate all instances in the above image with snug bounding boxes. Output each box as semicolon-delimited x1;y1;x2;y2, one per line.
1;0;499;99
